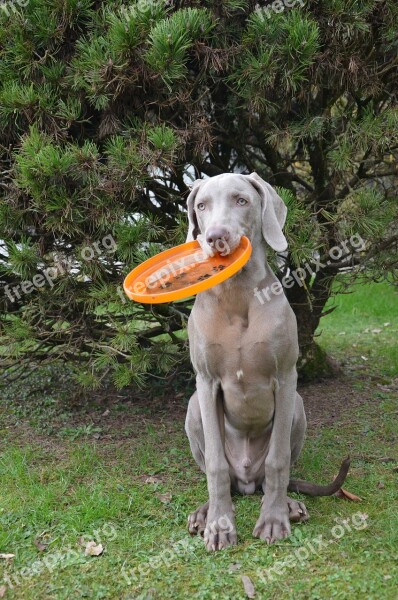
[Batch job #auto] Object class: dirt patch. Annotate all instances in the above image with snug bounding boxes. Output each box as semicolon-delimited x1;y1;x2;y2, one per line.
3;360;396;455
0;371;382;455
298;376;373;429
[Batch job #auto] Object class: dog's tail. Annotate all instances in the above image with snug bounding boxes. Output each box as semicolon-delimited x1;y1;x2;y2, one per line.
287;456;350;497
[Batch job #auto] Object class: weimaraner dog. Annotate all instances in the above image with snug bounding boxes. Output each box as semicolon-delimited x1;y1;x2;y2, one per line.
184;172;349;551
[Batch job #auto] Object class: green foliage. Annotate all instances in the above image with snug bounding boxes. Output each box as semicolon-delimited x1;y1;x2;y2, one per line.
146;7;215;87
4;238;39;279
236;9;320;105
278;188;318;269
337;189;396;239
106;1;169;56
0;0;397;389
147;124;179;156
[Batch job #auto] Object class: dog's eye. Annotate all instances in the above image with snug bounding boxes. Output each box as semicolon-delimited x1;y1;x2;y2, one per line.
197;202;206;211
237;198;248;206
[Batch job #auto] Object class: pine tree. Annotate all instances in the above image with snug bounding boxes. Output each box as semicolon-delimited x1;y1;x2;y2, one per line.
1;0;397;388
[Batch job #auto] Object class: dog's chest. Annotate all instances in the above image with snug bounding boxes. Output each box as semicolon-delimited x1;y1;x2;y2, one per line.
197;315;276;380
189;294;285;430
208;323;276;430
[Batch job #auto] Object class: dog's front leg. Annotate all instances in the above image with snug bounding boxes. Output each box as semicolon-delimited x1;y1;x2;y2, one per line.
253;370;297;544
196;375;237;551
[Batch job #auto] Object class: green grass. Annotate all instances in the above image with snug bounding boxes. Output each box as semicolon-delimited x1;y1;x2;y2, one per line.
0;282;397;599
317;280;398;378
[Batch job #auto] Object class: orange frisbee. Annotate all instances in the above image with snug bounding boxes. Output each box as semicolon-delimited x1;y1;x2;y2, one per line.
123;236;252;304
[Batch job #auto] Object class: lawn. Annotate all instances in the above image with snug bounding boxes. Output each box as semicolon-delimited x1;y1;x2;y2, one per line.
0;281;397;600
316;279;398;379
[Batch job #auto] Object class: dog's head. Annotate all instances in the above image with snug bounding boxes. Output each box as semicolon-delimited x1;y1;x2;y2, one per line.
186;172;287;256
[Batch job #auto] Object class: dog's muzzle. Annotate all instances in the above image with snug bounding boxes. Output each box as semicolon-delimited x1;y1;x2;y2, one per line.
205;226;242;256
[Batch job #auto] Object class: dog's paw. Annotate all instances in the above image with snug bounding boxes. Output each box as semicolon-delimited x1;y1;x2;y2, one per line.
188;501;209;537
203;511;237;551
287;496;309;523
253;508;291;544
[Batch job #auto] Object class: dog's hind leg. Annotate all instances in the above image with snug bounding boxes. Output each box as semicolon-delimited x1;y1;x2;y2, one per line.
185;391;206;473
290;392;307;465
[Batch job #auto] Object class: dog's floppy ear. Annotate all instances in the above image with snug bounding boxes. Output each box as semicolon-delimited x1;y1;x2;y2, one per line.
186;179;204;242
246;172;288;252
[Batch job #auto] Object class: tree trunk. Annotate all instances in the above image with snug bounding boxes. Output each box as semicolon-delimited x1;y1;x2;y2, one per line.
286;274;340;380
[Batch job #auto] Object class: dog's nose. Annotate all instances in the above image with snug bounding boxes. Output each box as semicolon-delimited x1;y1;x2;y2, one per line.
206;227;230;247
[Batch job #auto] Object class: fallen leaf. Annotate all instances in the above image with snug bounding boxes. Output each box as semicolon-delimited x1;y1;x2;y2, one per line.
228;562;241;572
361;356;368;361
158;492;172;504
145;476;161;484
377;482;385;489
383;322;390;327
241;575;256;598
33;538;47;552
84;541;104;556
0;554;15;560
334;488;362;501
371;328;382;334
0;585;6;598
338;331;346;335
102;409;110;417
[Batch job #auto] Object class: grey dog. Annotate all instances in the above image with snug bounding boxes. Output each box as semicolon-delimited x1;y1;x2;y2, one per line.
184;172;349;551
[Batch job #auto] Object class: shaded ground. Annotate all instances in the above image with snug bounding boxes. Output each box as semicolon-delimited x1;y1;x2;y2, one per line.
0;373;386;447
299;376;395;428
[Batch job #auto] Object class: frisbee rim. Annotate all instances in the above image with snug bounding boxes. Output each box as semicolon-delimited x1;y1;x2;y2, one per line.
123;236;252;304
